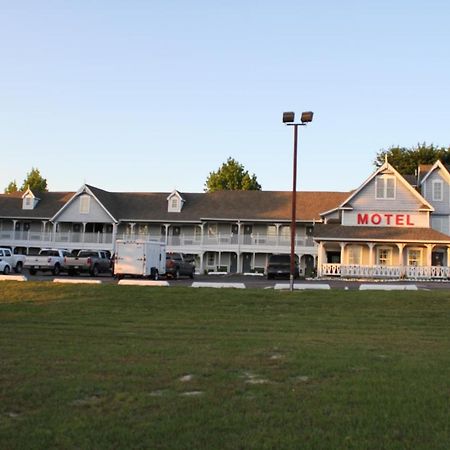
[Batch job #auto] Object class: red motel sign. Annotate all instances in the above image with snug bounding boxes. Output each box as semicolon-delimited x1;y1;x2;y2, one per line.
357;213;415;226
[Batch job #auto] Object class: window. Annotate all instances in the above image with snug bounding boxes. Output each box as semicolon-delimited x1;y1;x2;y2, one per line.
171;198;178;209
432;180;443;201
347;245;362;265
377;247;392;266
375;175;396;199
408;248;422;266
79;195;90;214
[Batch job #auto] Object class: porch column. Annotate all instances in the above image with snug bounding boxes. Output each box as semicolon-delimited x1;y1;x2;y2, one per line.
447;246;450;266
396;243;405;266
200;223;206;245
12;220;17;239
164;224;170;245
52;222;58;244
199;252;204;274
82;222;87;243
317;242;323;277
275;223;281;247
426;244;434;266
368;243;375;266
112;223;118;245
339;243;346;264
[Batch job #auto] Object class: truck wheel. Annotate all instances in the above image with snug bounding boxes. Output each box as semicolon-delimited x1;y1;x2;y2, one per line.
90;265;99;277
14;262;23;274
3;265;10;275
153;270;159;281
52;264;61;276
29;269;36;275
173;269;180;280
189;269;195;279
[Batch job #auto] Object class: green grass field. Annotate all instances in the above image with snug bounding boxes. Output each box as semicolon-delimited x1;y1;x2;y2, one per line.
0;282;449;449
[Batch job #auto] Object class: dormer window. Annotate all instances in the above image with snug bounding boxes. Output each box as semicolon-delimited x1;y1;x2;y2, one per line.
21;188;39;210
167;190;184;213
375;175;396;200
80;195;90;214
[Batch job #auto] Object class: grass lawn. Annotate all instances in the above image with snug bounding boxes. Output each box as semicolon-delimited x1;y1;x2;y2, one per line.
0;282;449;449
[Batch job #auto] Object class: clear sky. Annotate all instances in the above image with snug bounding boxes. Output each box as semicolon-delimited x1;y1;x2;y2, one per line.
1;1;449;194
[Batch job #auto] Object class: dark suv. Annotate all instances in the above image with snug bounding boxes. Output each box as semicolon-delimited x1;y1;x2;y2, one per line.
266;254;299;280
165;253;195;279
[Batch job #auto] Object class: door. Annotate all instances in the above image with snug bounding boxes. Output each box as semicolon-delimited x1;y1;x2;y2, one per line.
243;225;252;244
172;226;181;245
231;224;239;244
243;253;252;272
327;251;341;264
230;253;237;273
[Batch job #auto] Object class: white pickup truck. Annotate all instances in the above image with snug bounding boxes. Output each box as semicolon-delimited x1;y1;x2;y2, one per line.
24;249;72;275
0;247;26;274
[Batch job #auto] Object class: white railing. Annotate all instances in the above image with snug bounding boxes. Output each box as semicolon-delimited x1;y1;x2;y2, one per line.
322;264;450;280
0;230;316;251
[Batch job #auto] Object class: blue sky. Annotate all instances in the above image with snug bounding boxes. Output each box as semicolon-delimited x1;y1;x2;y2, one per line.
1;1;449;194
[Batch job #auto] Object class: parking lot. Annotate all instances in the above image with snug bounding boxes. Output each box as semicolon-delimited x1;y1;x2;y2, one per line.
3;270;450;290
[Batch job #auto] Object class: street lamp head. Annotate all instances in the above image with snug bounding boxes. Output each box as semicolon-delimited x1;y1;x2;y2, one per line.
282;112;295;123
301;111;314;123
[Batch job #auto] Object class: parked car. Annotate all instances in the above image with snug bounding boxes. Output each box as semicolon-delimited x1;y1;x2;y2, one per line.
266;254;299;280
0;247;26;273
165;253;195;279
24;248;72;275
65;250;112;276
0;259;11;274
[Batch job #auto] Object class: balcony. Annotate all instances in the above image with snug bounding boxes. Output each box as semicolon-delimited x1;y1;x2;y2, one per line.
321;264;450;280
0;230;316;254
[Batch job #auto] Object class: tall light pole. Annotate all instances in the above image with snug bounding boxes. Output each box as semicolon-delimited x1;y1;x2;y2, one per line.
283;111;314;292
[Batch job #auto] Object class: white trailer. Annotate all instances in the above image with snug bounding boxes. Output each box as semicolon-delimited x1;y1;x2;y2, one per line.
114;240;166;279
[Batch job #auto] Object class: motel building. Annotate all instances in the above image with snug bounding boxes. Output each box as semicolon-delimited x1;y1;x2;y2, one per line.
314;160;450;280
2;159;450;280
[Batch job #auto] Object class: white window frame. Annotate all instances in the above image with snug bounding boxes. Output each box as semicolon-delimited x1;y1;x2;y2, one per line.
407;248;422;267
375;175;396;200
347;245;362;265
171;197;178;209
79;195;90;214
432;180;443;201
377;247;393;266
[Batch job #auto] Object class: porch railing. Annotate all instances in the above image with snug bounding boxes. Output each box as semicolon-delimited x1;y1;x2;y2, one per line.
0;230;316;251
322;264;450;280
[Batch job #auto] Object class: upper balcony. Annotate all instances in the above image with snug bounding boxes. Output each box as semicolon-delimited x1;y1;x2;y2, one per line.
0;230;317;254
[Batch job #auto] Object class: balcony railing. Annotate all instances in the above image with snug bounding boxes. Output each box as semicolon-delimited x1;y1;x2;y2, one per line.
0;230;316;251
321;264;450;280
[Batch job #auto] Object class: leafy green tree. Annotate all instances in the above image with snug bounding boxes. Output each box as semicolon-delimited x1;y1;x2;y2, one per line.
20;167;48;192
205;157;261;192
374;143;450;175
4;180;18;194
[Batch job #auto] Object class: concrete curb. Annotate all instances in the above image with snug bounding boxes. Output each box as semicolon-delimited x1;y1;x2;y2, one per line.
274;283;331;290
118;280;170;287
359;284;418;291
0;275;27;282
53;278;102;284
192;282;246;289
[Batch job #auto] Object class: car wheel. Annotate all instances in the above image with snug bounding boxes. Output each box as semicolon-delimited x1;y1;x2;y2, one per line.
52;264;61;276
3;265;10;275
173;269;180;280
90;265;99;277
153;270;159;280
15;262;23;274
189;269;195;279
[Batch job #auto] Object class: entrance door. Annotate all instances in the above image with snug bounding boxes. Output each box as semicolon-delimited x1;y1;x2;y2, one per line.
231;224;239;244
243;253;252;272
230;253;238;273
243;225;252;244
432;251;444;266
172;226;180;245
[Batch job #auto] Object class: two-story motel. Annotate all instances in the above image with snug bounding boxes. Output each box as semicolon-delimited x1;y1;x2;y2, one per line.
2;159;450;279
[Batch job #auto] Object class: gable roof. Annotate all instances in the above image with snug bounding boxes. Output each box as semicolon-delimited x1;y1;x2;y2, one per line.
335;161;433;212
418;160;450;186
0;188;350;223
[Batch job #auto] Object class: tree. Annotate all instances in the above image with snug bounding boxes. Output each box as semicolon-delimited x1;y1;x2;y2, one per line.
20;167;48;192
4;180;18;194
205;157;262;192
374;143;450;175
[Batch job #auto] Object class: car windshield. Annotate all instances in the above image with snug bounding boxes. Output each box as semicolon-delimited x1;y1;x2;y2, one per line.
268;255;290;264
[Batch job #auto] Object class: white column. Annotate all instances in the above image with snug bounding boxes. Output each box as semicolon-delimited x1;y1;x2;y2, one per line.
426;244;434;266
396;243;405;266
112;223;118;246
339;243;346;264
317;242;323;277
368;243;375;266
447;246;450;266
